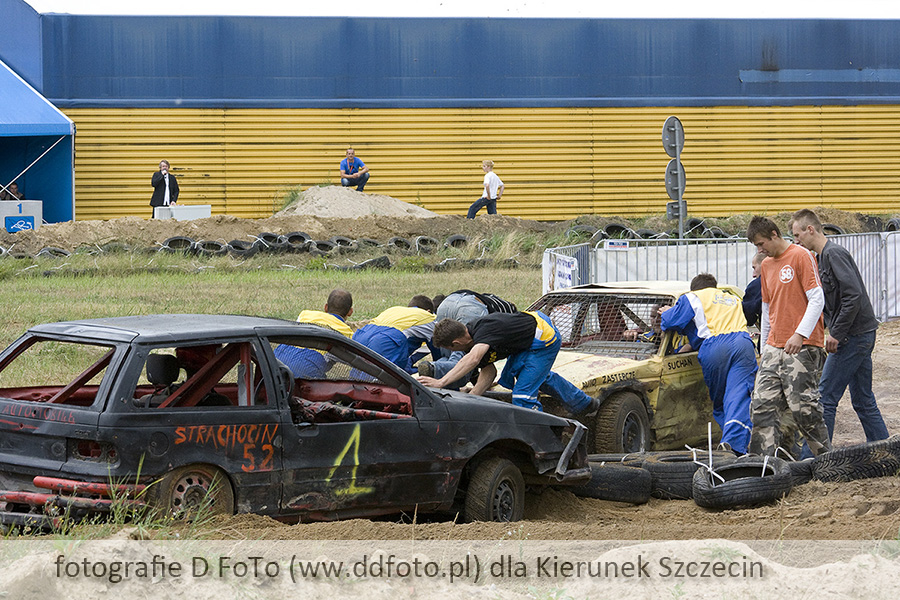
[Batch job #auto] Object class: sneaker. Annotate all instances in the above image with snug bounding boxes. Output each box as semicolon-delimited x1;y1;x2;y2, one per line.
417;361;435;378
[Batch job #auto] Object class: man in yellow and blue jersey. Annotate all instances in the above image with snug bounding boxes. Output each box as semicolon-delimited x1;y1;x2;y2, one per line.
274;289;353;378
659;274;757;454
421;311;600;416
352;295;438;373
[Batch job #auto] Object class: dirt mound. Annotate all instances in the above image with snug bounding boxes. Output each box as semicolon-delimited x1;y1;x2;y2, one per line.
276;185;438;219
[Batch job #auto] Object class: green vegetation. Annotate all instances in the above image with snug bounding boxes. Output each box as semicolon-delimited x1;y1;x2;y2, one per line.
0;260;542;350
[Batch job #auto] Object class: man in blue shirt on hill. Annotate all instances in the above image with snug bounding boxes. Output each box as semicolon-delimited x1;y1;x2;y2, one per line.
339;147;370;191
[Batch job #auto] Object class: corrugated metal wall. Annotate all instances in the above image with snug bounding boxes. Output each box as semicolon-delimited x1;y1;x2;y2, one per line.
65;106;900;221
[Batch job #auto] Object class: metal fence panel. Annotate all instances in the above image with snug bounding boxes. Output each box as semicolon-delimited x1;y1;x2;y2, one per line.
589;238;758;291
547;232;899;322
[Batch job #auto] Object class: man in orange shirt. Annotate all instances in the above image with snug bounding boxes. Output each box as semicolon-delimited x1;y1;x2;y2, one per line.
745;216;832;457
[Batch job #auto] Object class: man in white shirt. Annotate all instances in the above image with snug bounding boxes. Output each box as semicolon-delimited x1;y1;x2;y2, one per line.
467;160;504;218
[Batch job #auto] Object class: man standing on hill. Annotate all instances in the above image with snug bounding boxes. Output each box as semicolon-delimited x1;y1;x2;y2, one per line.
467;160;504;218
790;209;889;443
745;216;831;457
339;147;370;191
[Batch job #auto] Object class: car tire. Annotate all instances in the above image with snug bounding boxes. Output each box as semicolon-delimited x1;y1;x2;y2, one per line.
414;235;440;254
256;232;287;253
788;457;815;487
387;236;412;252
282;231;311;252
195;240;228;257
692;455;793;509
160;236;196;254
587;452;654;467
822;223;846;236
444;234;469;249
593;391;650;454
811;435;900;483
885;218;900;232
571;462;652;504
154;464;235;519
36;246;72;258
642;451;737;500
227;239;259;258
463;456;525;523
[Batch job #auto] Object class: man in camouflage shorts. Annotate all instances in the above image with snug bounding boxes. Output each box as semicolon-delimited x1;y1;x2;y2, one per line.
746;216;832;457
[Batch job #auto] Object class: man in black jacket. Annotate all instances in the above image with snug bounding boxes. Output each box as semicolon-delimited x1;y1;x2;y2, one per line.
150;160;179;216
790;208;889;442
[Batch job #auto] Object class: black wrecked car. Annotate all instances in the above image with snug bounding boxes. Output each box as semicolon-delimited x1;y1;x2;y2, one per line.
0;315;588;527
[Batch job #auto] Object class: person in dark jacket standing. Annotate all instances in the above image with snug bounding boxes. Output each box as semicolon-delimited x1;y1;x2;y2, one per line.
150;160;179;216
790;208;889;442
742;251;765;329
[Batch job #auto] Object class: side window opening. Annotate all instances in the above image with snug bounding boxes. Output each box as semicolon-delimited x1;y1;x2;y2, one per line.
132;342;266;409
0;337;115;408
269;337;413;425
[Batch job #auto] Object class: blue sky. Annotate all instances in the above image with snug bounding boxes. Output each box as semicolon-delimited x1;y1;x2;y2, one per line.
22;0;900;18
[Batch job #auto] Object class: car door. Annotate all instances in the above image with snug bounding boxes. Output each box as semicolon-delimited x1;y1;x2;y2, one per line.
270;335;455;520
651;330;718;449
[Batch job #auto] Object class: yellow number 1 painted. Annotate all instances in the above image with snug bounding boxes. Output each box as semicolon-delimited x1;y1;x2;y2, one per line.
326;423;375;496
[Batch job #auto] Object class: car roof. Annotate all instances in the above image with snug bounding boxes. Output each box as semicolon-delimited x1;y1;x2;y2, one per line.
547;281;693;297
27;314;312;344
545;280;744;298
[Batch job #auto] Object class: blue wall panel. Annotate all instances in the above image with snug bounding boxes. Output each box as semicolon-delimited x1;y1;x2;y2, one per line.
31;16;900;107
0;0;43;90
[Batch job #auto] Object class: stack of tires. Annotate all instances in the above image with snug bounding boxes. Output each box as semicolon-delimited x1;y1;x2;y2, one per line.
570;435;900;510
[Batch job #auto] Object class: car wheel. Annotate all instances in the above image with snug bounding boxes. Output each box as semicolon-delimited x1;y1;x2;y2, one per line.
593;392;650;454
463;456;525;523
155;465;235;519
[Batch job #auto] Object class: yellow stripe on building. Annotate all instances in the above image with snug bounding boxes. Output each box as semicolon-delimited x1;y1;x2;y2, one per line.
64;106;900;221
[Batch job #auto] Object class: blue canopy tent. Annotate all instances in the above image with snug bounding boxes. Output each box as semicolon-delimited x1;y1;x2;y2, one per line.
0;59;75;223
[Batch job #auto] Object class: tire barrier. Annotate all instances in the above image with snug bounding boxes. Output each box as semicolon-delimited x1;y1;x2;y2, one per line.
99;242;132;254
159;236;196;254
641;451;736;500
587;452;655;468
634;228;658;240
330;235;355;247
603;223;636;239
387;236;413;252
706;226;730;238
255;232;288;253
822;223;846;236
444;234;469;249
227;239;259;258
356;238;381;248
195;240;228;257
415;236;440;254
9;250;33;259
341;256;392;271
308;240;337;255
565;225;601;241
886;218;900;232
281;232;311;252
692;455;793;509
0;246;7;258
36;247;72;258
811;435;900;483
571;461;652;504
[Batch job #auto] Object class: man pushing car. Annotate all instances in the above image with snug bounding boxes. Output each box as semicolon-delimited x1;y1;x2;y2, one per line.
417;311;600;417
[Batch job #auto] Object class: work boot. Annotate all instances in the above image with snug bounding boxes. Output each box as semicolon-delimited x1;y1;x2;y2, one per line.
579;397;601;419
417;361;435;378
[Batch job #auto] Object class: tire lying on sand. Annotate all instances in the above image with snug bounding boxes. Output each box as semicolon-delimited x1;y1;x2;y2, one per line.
227;239;259;258
356;238;381;248
571;461;652;505
308;240;337;255
641;451;737;500
788;458;815;487
811;435;900;483
886;218;900;232
822;223;846;236
692;455;792;509
160;236;196;254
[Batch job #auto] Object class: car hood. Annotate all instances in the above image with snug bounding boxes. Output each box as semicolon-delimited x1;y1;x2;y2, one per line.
550;351;643;387
437;389;577;427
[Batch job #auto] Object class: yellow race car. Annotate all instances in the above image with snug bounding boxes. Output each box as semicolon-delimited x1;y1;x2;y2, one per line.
522;281;745;454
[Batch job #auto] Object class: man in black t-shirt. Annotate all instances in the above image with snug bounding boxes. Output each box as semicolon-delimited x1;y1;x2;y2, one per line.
419;311;600;416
